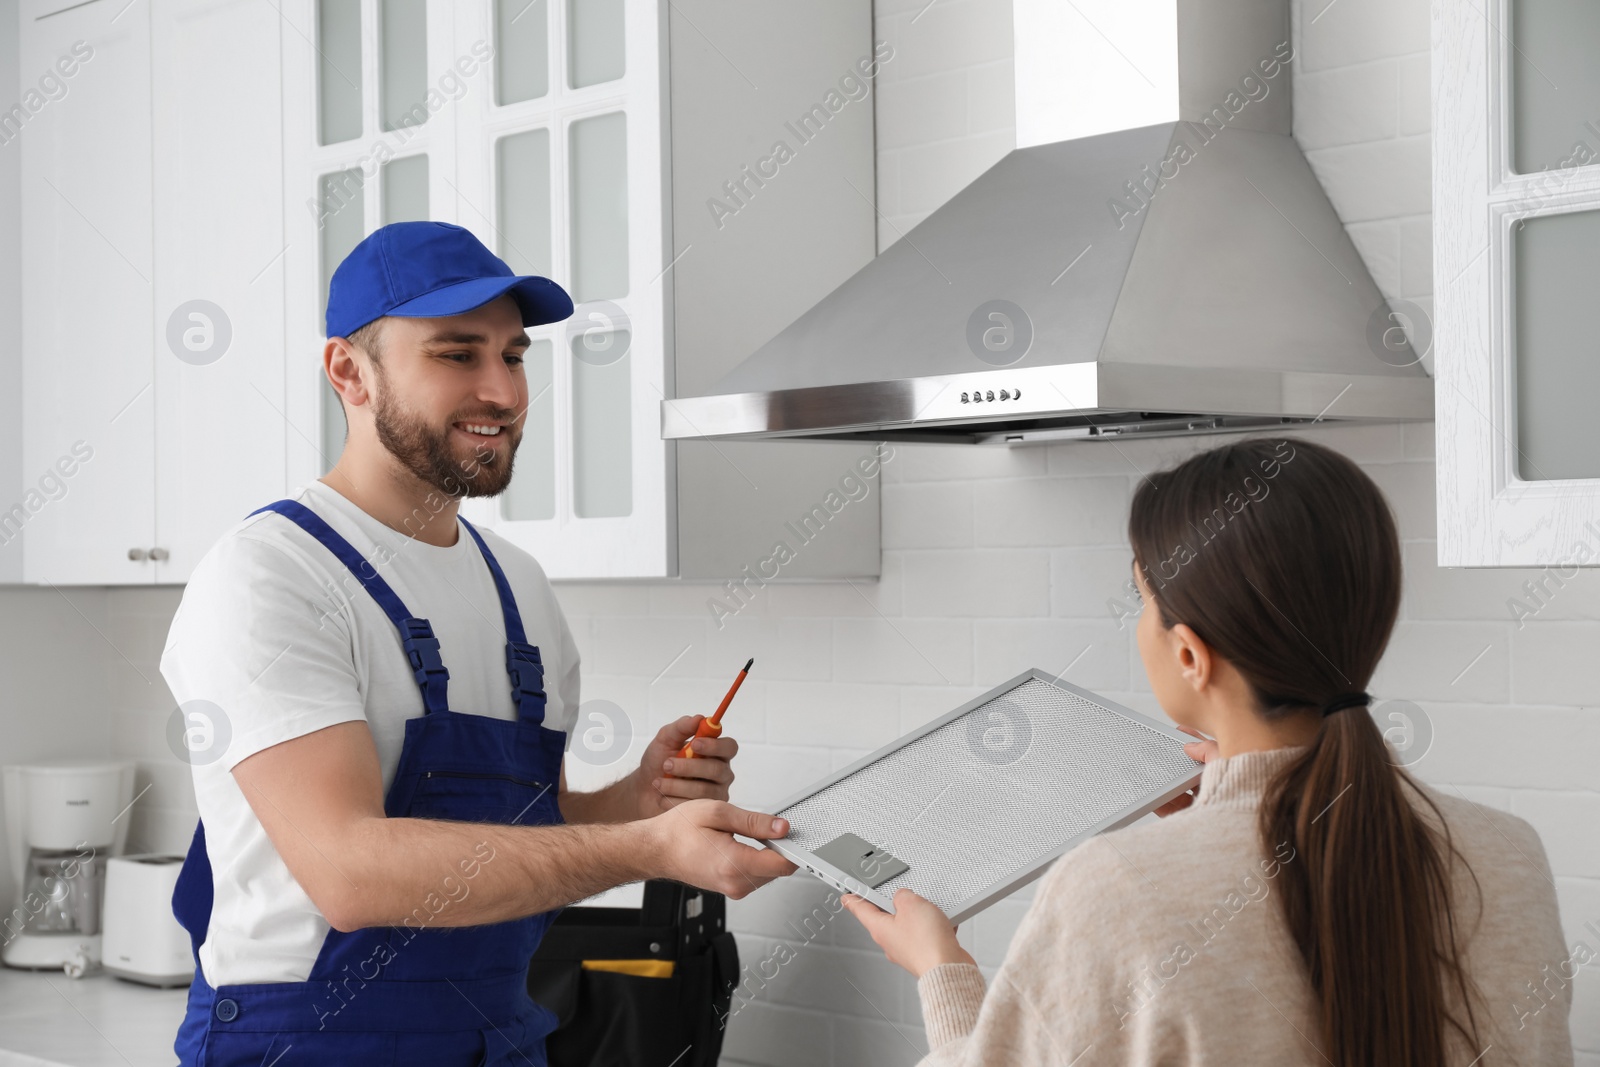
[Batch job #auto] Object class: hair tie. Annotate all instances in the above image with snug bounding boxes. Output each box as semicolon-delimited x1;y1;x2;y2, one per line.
1320;692;1370;717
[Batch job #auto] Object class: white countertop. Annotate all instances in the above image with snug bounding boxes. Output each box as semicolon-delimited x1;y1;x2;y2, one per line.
0;968;187;1067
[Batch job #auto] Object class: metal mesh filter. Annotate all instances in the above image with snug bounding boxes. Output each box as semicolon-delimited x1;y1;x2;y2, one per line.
776;676;1198;916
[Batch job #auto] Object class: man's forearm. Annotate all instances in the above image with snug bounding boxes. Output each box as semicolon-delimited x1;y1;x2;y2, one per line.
325;812;659;932
558;768;644;824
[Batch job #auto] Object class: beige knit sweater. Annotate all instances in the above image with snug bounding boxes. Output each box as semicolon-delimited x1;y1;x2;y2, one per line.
915;746;1574;1066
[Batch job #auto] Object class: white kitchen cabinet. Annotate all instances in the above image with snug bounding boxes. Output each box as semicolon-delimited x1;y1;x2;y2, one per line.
19;0;155;585
279;0;882;580
18;0;288;584
151;0;289;579
1435;0;1600;565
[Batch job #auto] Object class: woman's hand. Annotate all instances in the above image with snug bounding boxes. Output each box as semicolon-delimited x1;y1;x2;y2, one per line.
1154;725;1219;817
841;888;976;979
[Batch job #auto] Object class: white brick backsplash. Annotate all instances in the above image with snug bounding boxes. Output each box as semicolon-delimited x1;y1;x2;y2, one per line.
1576;974;1600;1057
728;872;848;945
886;441;1046;483
1556;878;1600;953
966;60;1016;134
1344;219;1404;298
1558;879;1600;1053
874;0;937;17
703;615;834;682
132;757;195;812
589;617;708;678
721;1001;833;1067
1512;623;1600;707
550;581;652;619
893;130;1015;217
766;553;903;618
762;940;911;1022
972;619;1129;690
1399;214;1433;297
1371;622;1511;703
1298;0;1430;72
830;746;875;771
901;549;1050;616
726;743;836;812
765;680;902;748
967;893;1032;967
1295;60;1399;149
875;74;969;152
882;481;975;548
972;476;1129;547
833;616;974;684
1403;422;1436;460
1451;784;1514;812
1397;53;1430;136
1303;135;1432;222
1513;791;1600;880
1045;441;1166;476
900;684;990;732
1363;460;1437;541
1410;294;1436;376
880;0;1014;83
1051;546;1137;618
106;659;178;716
833;1013;930;1066
648;579;755;618
110;707;175;765
133;804;201;857
1281;421;1407;463
1402;540;1600;622
648;675;767;743
1406;703;1600;791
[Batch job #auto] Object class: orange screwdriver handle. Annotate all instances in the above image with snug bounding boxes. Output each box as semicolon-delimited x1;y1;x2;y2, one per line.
671;658;751;764
676;717;722;760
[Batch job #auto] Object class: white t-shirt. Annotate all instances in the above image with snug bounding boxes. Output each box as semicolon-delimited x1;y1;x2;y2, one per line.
159;481;580;986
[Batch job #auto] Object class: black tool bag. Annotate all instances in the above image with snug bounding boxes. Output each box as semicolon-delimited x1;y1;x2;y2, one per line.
526;880;739;1067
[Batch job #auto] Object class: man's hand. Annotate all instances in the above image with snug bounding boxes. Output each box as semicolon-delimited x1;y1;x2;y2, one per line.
644;799;797;899
632;715;738;818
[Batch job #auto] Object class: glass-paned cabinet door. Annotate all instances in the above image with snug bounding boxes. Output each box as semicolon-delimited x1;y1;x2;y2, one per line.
1436;0;1600;565
282;0;458;484
453;0;668;577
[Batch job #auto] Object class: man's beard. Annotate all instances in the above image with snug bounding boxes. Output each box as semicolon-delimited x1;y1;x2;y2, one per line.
371;384;520;499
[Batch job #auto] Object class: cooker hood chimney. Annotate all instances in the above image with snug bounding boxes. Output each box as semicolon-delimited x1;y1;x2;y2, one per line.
661;0;1432;445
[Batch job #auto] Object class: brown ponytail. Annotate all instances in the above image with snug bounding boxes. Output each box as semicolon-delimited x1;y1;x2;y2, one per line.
1127;438;1483;1067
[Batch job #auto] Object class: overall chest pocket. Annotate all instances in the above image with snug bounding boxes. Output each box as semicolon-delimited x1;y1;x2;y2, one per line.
408;770;560;827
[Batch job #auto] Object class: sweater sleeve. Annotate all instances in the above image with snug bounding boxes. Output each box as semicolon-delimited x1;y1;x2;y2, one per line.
917;962;987;1049
912;837;1139;1067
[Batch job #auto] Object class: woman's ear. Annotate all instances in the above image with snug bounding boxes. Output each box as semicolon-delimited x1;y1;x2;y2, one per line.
1168;623;1214;696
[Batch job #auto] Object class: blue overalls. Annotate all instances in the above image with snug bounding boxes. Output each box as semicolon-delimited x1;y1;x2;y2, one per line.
171;499;569;1066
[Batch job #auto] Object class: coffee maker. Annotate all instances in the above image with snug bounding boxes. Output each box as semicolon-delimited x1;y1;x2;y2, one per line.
2;761;135;975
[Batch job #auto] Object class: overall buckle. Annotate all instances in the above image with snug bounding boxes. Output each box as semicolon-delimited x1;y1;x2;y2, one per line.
506;641;547;721
401;618;450;713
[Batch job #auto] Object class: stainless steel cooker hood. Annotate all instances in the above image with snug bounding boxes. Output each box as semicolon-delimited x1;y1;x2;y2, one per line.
662;0;1432;445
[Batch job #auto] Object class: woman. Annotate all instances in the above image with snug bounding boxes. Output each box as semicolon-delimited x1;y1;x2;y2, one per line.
843;438;1573;1066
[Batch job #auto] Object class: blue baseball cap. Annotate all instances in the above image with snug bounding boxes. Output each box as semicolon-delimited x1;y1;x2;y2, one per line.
326;221;574;339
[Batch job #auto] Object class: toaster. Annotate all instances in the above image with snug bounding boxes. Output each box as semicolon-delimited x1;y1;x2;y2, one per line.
101;853;194;987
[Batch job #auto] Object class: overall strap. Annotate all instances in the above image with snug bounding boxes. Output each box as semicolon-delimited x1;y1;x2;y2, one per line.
249;500;450;716
458;517;547;725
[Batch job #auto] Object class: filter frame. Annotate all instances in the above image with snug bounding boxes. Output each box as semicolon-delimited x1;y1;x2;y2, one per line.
761;668;1203;924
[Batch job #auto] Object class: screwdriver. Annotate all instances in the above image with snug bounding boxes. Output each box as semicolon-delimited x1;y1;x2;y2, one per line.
675;658;753;762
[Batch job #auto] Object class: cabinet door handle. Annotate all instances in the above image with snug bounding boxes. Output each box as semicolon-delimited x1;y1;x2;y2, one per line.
128;548;148;561
149;547;170;561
